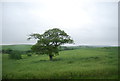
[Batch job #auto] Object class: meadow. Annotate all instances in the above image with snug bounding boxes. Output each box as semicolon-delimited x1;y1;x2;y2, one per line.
2;45;118;79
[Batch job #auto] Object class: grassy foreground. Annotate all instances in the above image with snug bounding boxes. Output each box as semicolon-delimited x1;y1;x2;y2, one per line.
2;47;118;79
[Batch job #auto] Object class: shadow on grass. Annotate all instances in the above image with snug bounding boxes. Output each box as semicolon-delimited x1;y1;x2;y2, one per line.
52;58;62;61
32;60;47;63
31;58;62;63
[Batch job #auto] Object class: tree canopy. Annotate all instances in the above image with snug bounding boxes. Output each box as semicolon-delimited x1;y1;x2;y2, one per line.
28;28;74;60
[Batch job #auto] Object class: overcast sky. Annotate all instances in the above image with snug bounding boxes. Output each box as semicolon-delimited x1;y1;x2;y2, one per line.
1;0;118;46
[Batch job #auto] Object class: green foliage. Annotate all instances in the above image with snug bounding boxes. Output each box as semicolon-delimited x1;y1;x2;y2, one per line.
59;46;74;51
27;53;32;57
28;28;74;60
4;49;13;54
2;47;118;79
9;50;22;60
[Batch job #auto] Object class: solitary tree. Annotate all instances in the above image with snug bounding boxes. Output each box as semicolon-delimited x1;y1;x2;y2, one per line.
28;28;74;61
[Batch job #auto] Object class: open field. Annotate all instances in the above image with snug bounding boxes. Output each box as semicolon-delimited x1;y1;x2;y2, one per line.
2;45;118;79
2;45;32;51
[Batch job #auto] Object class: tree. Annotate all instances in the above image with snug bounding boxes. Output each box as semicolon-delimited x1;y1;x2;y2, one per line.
28;28;74;61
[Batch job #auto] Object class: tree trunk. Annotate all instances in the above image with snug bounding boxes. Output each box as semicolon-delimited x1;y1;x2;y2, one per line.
49;55;53;61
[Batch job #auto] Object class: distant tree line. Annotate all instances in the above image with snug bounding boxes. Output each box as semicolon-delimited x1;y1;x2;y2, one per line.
0;46;95;55
59;46;74;51
1;49;32;54
0;46;78;60
0;46;80;54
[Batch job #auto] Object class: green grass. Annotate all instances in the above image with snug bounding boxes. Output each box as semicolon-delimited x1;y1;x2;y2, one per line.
2;46;118;79
2;45;32;51
0;54;2;79
0;45;2;79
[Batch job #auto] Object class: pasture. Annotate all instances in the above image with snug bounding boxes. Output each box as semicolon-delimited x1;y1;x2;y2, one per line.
2;45;118;79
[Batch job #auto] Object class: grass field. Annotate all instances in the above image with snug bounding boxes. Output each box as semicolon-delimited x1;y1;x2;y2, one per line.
2;45;118;79
2;45;32;51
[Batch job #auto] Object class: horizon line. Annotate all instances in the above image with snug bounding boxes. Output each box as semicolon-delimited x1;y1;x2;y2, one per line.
0;43;119;47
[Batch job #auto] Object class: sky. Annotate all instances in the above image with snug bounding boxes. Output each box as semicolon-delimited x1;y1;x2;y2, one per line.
0;0;119;46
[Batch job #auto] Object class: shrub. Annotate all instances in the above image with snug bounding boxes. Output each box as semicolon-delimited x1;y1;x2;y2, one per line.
26;50;33;53
27;53;32;56
3;49;13;54
9;50;22;60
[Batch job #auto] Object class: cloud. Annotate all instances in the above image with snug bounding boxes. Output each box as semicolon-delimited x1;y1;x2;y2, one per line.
1;1;118;46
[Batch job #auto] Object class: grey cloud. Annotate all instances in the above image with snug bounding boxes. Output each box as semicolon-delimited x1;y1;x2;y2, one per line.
1;2;118;46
